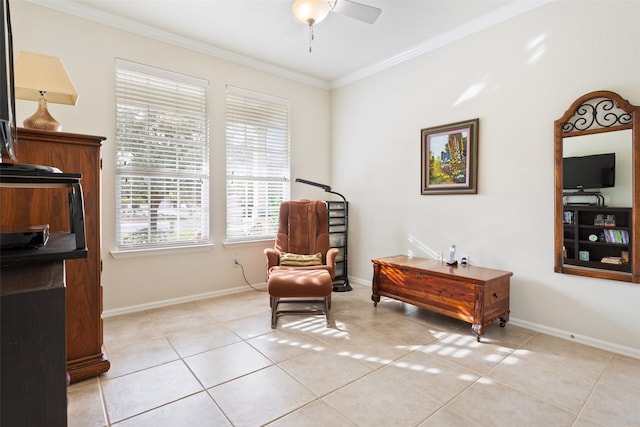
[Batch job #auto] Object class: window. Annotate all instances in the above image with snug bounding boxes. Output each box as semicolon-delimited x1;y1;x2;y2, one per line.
226;86;290;241
115;59;209;250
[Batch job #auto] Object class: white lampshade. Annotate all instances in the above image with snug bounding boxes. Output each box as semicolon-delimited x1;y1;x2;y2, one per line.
14;51;78;105
292;0;330;25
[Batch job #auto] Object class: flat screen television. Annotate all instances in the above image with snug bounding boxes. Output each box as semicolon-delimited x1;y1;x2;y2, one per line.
1;0;18;162
563;152;615;190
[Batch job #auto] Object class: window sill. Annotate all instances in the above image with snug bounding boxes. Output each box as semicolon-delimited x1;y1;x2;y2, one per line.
222;238;275;248
110;242;215;259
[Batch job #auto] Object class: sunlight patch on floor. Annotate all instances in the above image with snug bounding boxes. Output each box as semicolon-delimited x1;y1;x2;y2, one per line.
259;335;325;352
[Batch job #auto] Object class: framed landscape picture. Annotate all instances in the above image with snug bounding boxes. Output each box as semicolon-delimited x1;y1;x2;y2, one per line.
421;118;479;195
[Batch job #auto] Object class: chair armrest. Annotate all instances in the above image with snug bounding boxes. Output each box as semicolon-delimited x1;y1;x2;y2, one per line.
325;247;339;278
264;248;280;270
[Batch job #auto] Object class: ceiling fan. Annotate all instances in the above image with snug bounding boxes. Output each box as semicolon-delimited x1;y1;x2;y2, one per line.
292;0;382;52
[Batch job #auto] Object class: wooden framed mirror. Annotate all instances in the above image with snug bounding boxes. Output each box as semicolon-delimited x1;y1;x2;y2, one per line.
555;90;640;283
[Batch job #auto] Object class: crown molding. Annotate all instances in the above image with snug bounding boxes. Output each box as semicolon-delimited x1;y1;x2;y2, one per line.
26;0;549;91
24;0;331;90
331;0;551;89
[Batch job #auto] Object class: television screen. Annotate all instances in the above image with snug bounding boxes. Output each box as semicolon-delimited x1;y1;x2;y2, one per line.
1;0;18;162
563;153;615;190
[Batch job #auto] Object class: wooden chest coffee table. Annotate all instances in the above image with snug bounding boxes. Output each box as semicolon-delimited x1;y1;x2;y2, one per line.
371;255;512;341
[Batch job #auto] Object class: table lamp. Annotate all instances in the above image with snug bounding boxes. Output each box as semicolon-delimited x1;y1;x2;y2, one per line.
14;51;77;131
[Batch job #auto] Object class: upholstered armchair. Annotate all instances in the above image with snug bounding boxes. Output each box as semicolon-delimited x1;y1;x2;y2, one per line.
264;199;339;328
264;200;339;279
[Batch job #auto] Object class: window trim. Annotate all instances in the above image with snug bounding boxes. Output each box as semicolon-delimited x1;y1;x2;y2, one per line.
110;242;215;259
114;58;211;251
225;85;291;243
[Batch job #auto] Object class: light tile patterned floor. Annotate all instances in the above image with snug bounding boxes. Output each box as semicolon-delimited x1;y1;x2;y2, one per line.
68;284;640;426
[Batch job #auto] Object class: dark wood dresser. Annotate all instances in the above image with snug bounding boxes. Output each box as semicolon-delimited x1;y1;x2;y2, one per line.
1;261;68;426
1;168;90;425
372;255;512;340
1;128;110;382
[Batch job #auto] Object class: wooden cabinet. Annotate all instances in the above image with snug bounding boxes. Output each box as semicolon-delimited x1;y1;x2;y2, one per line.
371;255;512;341
1;261;68;426
563;206;632;273
1;128;109;382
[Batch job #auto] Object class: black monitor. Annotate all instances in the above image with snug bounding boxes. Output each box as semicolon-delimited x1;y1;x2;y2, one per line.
563;153;615;190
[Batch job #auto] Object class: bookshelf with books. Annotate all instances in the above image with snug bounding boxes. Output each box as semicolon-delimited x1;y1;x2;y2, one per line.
563;206;631;273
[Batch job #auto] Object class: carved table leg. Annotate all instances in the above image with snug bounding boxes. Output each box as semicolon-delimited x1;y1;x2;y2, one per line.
499;312;509;327
472;323;484;342
371;294;380;307
371;264;381;307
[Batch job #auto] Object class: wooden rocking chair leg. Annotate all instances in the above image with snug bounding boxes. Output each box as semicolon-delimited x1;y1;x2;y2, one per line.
324;296;331;325
271;297;279;329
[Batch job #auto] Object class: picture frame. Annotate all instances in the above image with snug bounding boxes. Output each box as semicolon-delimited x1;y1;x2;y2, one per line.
421;118;479;195
579;250;590;261
604;214;616;227
594;214;605;226
563;211;574;224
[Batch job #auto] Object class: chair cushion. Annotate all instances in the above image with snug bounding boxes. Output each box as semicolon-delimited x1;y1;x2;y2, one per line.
279;252;322;266
268;269;332;298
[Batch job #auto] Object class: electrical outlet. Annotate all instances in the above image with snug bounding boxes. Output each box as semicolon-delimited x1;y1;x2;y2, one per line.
233;256;240;266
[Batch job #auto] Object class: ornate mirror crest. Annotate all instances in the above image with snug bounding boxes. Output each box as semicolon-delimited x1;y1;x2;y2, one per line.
562;96;633;134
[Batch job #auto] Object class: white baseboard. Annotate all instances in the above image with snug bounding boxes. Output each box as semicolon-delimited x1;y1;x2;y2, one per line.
102;282;267;318
508;318;640;360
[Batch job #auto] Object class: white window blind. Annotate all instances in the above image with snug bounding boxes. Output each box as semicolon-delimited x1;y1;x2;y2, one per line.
226;86;290;241
115;59;210;249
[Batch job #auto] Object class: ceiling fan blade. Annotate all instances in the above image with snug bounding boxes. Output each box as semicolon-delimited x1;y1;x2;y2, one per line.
331;0;381;24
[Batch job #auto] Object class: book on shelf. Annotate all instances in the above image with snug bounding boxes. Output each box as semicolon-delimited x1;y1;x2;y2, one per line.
601;256;623;265
602;229;629;244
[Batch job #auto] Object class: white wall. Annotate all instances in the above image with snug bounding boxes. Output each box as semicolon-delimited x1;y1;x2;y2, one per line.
331;1;640;356
11;2;332;311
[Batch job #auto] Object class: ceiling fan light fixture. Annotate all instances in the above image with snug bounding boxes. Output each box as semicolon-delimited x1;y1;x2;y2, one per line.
292;0;330;25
